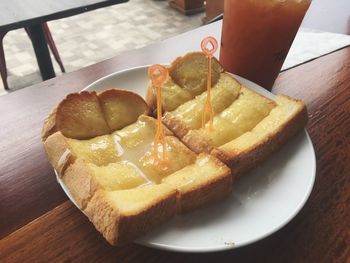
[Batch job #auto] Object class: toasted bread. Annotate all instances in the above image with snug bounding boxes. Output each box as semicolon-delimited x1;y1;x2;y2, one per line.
42;89;232;245
146;52;224;114
42;89;149;140
43;51;308;246
84;185;177;245
146;53;308;178
212;95;308;176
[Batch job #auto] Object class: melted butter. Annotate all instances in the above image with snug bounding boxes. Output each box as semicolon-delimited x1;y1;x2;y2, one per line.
219;96;299;152
113;120;195;184
162;154;216;190
113;117;155;165
174;156;211;188
196;155;210;167
111;117;158;183
194;86;276;147
171;73;241;129
121;160;153;186
115;117;155;148
67;135;120;166
88;160;152;191
112;132;153;168
139;136;196;183
67;115;197;186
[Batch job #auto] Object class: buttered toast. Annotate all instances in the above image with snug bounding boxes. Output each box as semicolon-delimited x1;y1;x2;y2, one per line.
42;52;308;246
146;52;308;177
42;89;231;245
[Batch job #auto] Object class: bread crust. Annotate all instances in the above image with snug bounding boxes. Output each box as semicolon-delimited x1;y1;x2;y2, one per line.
84;187;177;245
62;159;100;209
179;175;232;213
84;191;120;244
42;107;58;141
43;131;100;209
175;154;232;213
43;131;75;175
115;190;176;245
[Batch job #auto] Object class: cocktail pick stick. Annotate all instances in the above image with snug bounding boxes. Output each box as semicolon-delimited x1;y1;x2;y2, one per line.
148;64;169;164
201;36;218;131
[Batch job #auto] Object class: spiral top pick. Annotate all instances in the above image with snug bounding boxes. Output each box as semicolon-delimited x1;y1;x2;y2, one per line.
201;36;218;131
148;64;169;164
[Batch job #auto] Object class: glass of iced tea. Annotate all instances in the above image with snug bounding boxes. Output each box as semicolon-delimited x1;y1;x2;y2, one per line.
220;0;312;90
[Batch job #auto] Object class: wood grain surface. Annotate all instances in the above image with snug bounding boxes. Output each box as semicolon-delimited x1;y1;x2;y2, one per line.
0;22;349;262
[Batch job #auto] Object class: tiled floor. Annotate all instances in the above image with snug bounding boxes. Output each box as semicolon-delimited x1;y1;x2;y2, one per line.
0;0;202;96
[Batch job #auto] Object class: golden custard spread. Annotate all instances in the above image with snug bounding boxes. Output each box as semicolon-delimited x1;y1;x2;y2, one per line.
65;115;196;189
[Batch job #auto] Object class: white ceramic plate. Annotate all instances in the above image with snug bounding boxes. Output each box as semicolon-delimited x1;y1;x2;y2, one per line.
57;65;316;253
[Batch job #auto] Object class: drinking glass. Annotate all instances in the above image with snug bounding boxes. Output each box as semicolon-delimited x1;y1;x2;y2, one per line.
220;0;312;90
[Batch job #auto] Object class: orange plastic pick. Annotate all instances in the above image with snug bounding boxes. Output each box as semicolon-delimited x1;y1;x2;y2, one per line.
201;36;218;131
148;64;169;164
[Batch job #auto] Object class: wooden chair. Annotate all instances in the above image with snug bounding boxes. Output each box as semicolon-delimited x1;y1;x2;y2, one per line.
0;22;65;90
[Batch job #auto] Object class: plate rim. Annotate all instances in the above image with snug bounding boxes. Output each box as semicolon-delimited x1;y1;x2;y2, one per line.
135;132;316;253
56;65;316;253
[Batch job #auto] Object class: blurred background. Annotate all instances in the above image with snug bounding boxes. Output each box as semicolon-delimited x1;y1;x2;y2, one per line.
1;0;349;95
0;0;202;95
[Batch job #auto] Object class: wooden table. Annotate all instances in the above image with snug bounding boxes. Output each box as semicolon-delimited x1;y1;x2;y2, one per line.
0;21;349;262
0;0;128;81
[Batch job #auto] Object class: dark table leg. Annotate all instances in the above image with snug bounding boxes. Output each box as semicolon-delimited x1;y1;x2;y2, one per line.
26;23;55;80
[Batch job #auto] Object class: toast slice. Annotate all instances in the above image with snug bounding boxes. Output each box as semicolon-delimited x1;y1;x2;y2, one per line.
146;52;224;114
84;185;177;245
42;90;149;140
146;52;308;178
42;89;232;245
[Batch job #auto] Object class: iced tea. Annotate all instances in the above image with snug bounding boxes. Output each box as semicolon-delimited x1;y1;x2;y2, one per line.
220;0;311;90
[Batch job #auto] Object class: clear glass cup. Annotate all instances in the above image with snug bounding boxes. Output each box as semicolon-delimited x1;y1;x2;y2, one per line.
220;0;312;90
